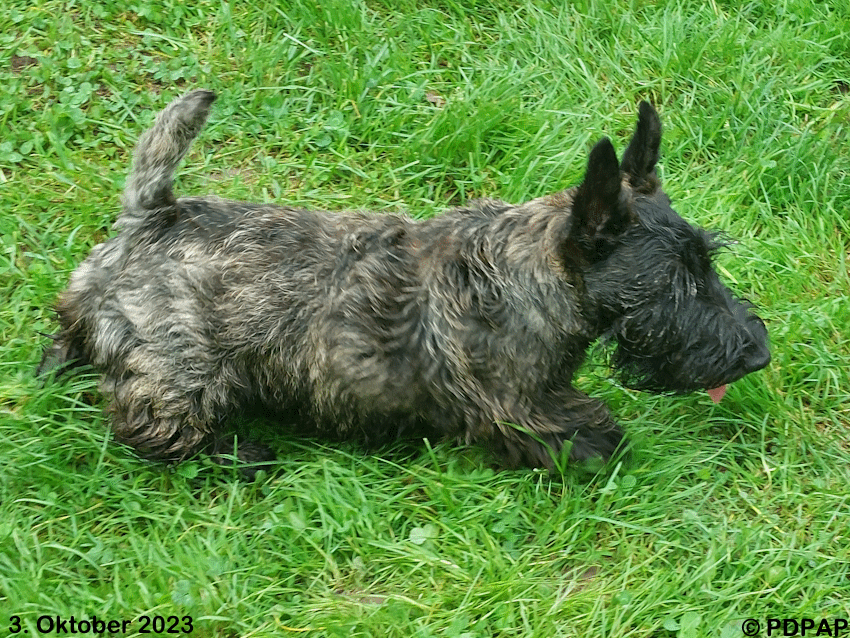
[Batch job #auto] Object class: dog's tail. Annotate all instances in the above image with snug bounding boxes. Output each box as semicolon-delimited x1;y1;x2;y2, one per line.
120;89;217;229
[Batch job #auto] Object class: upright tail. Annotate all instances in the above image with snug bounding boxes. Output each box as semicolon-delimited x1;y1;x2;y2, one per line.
120;89;217;229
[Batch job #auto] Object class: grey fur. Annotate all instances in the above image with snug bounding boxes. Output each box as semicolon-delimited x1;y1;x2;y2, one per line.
41;90;770;472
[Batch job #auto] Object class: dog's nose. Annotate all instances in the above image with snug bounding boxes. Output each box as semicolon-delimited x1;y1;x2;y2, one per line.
742;316;770;373
743;342;771;373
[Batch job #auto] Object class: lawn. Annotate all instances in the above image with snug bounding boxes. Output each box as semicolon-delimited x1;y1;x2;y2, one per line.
1;0;848;636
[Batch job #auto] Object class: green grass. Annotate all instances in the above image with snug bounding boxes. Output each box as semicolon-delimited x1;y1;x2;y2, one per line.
2;0;849;635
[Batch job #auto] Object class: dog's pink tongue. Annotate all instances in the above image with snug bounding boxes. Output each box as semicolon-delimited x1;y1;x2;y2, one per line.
707;385;727;404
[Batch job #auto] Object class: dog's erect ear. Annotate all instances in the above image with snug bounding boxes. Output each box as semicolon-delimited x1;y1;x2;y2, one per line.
620;101;661;186
568;137;630;263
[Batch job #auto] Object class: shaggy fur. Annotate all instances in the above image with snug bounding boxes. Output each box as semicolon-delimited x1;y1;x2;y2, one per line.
40;90;770;472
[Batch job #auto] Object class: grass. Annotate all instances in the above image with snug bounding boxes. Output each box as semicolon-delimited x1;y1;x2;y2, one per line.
1;0;849;635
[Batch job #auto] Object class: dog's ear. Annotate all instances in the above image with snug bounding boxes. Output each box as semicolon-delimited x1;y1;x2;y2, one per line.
620;101;661;187
567;137;630;263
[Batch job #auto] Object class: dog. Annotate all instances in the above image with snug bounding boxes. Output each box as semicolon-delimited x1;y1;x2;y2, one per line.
40;90;770;473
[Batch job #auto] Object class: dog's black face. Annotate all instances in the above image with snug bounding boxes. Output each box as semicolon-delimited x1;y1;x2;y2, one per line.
595;192;770;395
569;103;770;399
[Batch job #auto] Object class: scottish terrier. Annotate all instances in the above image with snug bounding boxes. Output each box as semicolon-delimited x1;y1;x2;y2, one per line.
40;90;770;472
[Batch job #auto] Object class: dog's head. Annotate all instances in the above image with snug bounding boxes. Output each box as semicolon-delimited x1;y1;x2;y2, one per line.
564;102;770;398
